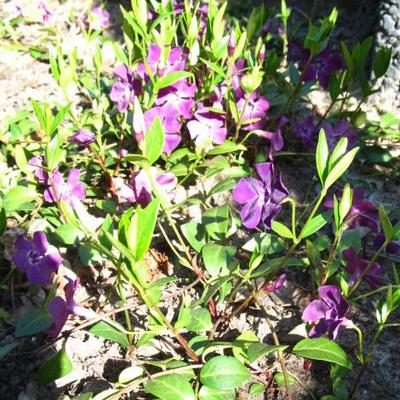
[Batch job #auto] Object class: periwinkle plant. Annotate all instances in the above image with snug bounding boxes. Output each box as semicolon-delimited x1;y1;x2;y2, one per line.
1;0;399;399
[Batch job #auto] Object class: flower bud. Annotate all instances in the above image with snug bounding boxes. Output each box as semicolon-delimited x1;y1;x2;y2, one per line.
339;183;353;222
258;44;266;63
240;70;264;93
228;31;235;57
69;129;96;148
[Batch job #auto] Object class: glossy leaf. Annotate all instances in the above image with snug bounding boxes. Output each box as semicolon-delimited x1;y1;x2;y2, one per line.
247;343;288;363
202;244;236;276
88;321;129;348
198;385;235;400
271;220;294;239
38;348;74;385
292;338;352;369
3;186;37;212
15;308;52;337
200;356;251;390
300;211;331;239
144;375;195;400
316;129;329;184
144;117;164;165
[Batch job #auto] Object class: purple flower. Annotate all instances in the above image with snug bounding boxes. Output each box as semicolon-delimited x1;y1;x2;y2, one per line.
302;285;353;340
292;117;358;151
144;80;195;154
374;232;400;254
232;162;288;229
38;1;53;24
28;155;48;184
324;188;379;232
304;47;343;89
44;169;86;206
262;273;286;292
137;44;188;80
292;115;317;149
69;129;96;148
187;104;227;148
257;116;287;159
321;120;358;151
110;65;142;113
12;231;62;285
289;43;343;89
45;277;92;338
4;1;23;19
343;248;384;288
84;7;110;30
237;92;270;131
115;168;176;208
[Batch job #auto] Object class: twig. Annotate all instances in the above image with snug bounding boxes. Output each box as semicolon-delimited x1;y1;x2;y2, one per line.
255;296;293;400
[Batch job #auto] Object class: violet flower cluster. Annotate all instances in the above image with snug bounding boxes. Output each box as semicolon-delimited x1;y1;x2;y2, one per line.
342;247;384;288
289;43;343;89
232;162;288;229
292;116;358;150
302;285;353;340
115;168;177;208
12;231;90;338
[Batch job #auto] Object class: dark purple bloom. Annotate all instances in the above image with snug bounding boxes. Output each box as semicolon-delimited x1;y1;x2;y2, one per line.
262;273;286;292
324;188;379;232
343;248;384;288
237;92;270;131
110;65;142;113
232;162;288;229
12;231;62;285
45;277;92;338
321;120;358;151
187;104;227;148
38;1;53;24
44;168;86;206
69;129;96;148
292;117;358;151
302;285;353;340
304;47;343;89
292;115;317;149
28;155;48;184
115;168;176;208
374;232;400;254
290;43;343;89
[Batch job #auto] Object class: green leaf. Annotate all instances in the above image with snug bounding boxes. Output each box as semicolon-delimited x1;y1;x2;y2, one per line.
208;141;245;155
292;338;352;369
144;117;164;165
360;145;392;165
144;375;195;400
118;365;144;384
54;223;82;245
186;308;212;333
249;382;265;395
300;211;331;239
242;233;284;255
324;147;359;190
200;356;251;390
379;205;394;242
316;129;329;184
38;348;74;385
274;372;296;386
271;221;294;239
181;221;207;252
155;71;194;91
15;308;52;337
0;342;18;360
3;186;37;212
373;47;391;79
127;198;160;260
247;343;288;363
202;244;236;276
198;385;236;400
203;205;230;240
88;321;129;348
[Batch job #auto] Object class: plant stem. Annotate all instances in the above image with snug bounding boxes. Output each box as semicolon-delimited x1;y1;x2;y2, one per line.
348;241;388;297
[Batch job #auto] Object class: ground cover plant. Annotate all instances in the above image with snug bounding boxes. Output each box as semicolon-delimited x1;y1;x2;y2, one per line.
0;0;400;399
